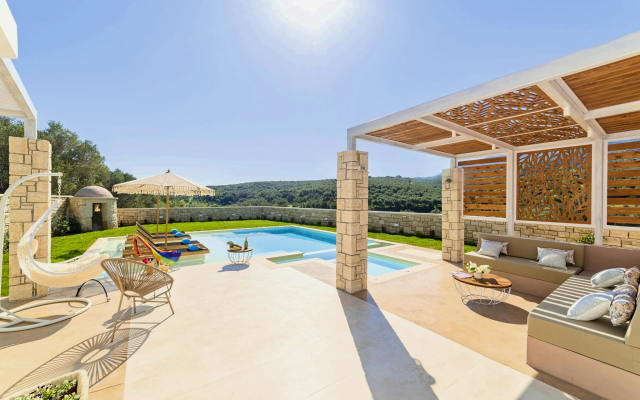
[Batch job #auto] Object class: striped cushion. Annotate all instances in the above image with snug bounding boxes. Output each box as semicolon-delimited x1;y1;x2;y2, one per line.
530;276;626;342
528;275;640;374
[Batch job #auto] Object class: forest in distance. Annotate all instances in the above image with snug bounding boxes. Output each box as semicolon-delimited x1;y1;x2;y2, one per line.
1;118;442;213
207;176;442;213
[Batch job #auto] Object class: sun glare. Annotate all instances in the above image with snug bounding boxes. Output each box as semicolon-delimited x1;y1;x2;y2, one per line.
274;0;351;35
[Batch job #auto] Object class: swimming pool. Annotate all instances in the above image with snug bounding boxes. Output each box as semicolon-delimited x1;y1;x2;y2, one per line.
271;249;418;276
98;226;415;276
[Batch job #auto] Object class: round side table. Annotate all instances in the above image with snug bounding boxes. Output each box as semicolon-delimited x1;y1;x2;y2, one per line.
227;248;253;264
452;272;512;305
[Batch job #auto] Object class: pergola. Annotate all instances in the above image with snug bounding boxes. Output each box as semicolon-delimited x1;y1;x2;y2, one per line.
336;31;640;293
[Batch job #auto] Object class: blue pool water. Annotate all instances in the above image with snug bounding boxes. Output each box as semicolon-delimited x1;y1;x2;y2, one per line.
192;226;341;262
189;226;415;276
101;227;415;277
273;249;418;276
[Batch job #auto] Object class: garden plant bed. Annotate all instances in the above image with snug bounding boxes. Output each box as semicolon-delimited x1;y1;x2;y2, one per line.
3;370;88;400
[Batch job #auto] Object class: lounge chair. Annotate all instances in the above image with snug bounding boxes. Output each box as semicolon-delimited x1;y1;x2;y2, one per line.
136;222;191;240
131;227;196;247
101;258;174;342
121;234;210;260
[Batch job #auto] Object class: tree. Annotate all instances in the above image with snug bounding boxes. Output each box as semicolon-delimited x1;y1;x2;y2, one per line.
0;118;155;207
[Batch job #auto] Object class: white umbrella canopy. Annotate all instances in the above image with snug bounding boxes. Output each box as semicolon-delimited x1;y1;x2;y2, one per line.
113;170;214;248
112;170;214;196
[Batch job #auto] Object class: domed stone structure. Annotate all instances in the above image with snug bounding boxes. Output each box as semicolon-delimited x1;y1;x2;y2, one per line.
69;185;118;232
74;185;114;198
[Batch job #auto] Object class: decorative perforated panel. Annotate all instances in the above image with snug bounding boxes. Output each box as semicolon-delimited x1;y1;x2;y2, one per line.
470;108;577;138
517;145;591;224
434;85;557;126
499;125;588;146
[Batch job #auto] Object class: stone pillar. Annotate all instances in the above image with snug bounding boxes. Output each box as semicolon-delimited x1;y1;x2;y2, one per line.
336;150;368;294
103;199;118;229
441;168;464;263
8;136;51;300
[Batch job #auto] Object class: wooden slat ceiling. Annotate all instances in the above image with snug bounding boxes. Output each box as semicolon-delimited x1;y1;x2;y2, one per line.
563;55;640;110
597;111;640;134
430;140;491;155
362;55;640;155
366;120;450;145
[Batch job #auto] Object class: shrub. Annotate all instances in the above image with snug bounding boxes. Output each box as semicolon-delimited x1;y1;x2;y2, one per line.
52;215;81;237
577;232;595;245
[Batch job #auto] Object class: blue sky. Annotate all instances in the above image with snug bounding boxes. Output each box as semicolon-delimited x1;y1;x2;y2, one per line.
9;1;640;185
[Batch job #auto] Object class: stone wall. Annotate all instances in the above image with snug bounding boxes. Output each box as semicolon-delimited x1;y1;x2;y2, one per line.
602;228;640;249
117;206;444;235
8;136;51;300
465;218;507;243
50;195;71;220
369;211;441;236
114;205;640;250
514;222;593;243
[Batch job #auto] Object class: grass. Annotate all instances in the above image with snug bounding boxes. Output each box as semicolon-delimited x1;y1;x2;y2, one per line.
1;220;475;296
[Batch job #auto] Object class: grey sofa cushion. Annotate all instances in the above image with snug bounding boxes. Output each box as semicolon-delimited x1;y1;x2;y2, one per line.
464;252;581;284
479;234;585;267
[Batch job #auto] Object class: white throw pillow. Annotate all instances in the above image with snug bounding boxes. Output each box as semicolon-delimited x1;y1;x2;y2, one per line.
537;247;574;265
591;268;626;288
538;248;567;270
567;293;614;321
477;240;504;259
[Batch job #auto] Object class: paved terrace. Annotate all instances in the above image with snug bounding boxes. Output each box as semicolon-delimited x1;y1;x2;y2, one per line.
0;244;582;399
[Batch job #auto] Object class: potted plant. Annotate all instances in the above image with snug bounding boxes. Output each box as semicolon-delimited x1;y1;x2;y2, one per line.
3;370;88;400
465;261;491;280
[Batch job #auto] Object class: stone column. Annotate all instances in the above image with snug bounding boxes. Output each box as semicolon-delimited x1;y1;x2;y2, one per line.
103;199;118;229
336;150;368;294
8;136;51;300
441;168;464;263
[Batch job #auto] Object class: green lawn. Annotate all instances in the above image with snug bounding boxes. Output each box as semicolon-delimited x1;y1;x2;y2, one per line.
1;220;475;296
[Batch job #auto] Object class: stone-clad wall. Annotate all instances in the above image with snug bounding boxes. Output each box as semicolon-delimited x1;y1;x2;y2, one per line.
514;222;593;242
115;205;640;249
8;137;51;300
117;206;443;236
464;219;507;243
602;228;640;248
369;211;441;236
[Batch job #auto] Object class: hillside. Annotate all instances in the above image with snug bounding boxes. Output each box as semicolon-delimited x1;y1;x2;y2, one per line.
208;176;442;213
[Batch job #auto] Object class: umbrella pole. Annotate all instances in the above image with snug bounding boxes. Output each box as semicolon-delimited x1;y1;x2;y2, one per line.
156;195;159;233
165;190;170;249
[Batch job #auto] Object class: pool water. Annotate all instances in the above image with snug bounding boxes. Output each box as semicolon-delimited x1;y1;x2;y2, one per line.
192;226;344;263
99;226;415;276
272;249;418;276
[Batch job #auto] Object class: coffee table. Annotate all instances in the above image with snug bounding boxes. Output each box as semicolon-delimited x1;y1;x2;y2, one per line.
452;272;512;305
227;248;253;264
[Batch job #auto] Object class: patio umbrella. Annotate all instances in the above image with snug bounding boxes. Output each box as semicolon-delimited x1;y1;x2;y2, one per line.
113;170;214;248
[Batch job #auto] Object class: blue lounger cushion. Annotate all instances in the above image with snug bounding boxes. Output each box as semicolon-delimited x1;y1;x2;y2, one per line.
170;228;178;234
181;238;191;244
175;232;184;237
187;244;199;251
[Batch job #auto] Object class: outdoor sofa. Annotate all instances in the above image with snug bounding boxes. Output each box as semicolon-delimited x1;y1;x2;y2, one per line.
465;234;640;398
464;234;585;297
